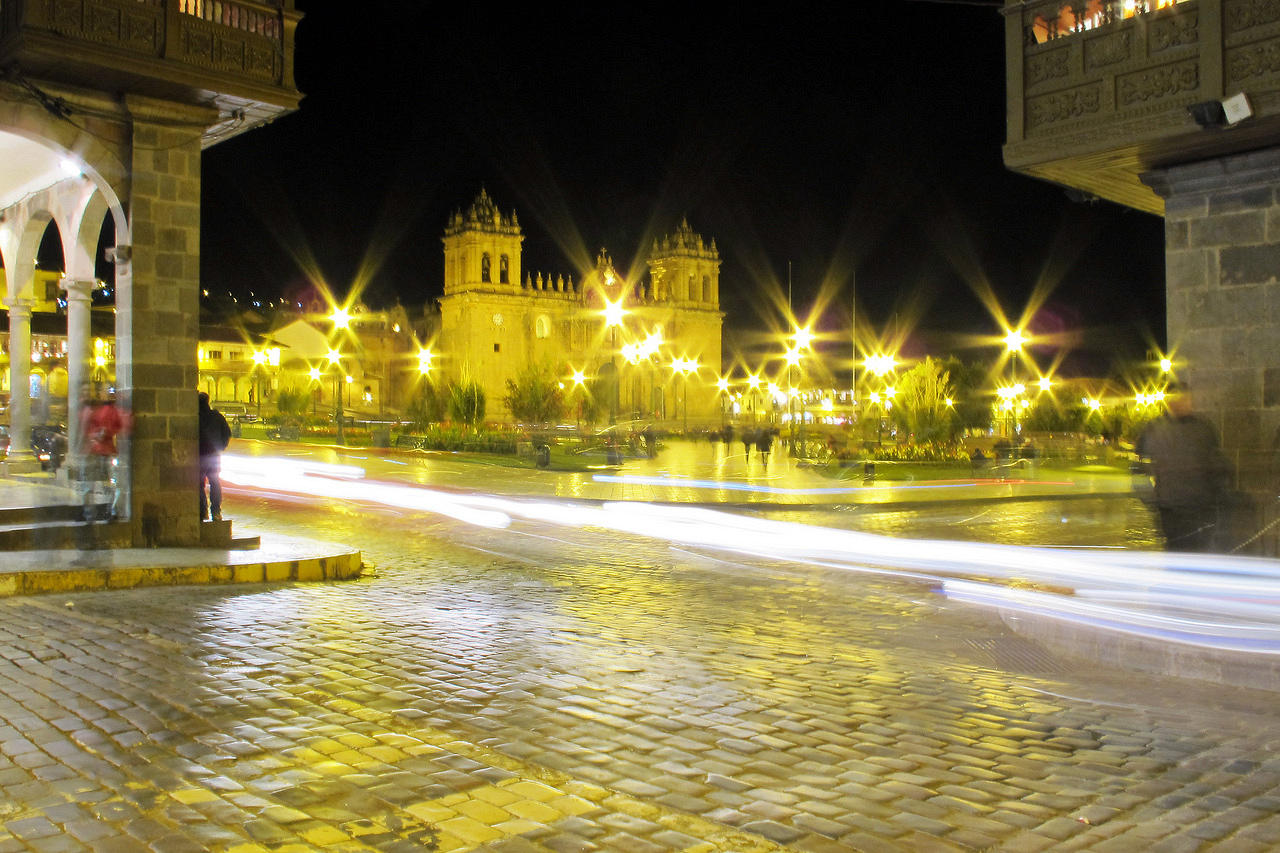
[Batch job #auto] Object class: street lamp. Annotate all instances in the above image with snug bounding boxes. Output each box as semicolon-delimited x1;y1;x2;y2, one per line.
672;357;698;433
1005;329;1027;437
327;347;345;445
864;353;897;446
716;377;730;427
251;347;279;421
745;374;762;425
308;365;321;417
599;298;628;423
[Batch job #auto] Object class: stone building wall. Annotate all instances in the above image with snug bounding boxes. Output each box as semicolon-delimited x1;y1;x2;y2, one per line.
1145;148;1280;553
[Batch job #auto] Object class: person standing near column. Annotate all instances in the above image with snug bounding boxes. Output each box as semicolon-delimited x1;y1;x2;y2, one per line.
78;391;126;522
1136;383;1232;551
198;392;232;521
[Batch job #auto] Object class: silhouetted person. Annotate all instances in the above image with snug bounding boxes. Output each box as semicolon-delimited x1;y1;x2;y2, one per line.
756;428;774;465
78;392;126;522
199;392;232;521
1136;385;1231;552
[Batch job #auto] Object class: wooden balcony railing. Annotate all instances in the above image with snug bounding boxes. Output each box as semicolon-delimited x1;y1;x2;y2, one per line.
0;0;299;99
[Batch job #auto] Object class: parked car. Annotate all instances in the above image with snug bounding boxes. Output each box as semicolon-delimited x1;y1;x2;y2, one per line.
0;424;68;471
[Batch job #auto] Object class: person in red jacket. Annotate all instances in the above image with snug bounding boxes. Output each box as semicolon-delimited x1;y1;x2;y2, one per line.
78;392;127;522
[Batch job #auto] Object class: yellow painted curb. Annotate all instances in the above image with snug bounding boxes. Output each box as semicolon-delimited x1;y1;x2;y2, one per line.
0;550;362;597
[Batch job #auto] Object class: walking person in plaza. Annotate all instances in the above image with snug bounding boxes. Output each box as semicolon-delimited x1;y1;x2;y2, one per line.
78;391;126;522
198;392;232;521
756;427;774;465
1135;383;1232;552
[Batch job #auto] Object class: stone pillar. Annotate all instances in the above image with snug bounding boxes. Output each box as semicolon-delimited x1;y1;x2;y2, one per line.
60;278;94;463
1143;148;1280;556
3;300;37;471
119;105;205;547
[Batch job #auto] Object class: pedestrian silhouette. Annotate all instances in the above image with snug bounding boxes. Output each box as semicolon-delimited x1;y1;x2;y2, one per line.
1135;384;1232;552
756;428;774;465
198;392;232;521
78;391;126;523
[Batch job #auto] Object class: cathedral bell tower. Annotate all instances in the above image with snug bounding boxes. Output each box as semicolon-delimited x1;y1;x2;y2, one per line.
441;188;524;294
647;219;720;308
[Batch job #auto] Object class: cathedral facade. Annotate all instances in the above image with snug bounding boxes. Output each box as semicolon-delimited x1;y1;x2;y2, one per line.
437;190;724;426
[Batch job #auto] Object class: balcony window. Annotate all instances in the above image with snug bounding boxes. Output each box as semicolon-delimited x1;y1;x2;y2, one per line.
1032;0;1191;44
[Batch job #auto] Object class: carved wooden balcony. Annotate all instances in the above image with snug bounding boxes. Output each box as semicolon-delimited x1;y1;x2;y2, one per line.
1003;0;1280;214
0;0;301;145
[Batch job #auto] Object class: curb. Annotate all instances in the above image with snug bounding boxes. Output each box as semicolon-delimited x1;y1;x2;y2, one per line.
0;549;364;598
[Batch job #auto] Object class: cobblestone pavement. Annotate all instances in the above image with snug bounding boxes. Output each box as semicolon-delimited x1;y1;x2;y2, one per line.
2;493;1279;852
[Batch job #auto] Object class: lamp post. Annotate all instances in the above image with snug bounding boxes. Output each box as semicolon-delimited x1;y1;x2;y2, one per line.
672;357;698;433
308;366;321;417
602;298;625;424
1004;329;1026;438
327;347;344;445
864;353;897;447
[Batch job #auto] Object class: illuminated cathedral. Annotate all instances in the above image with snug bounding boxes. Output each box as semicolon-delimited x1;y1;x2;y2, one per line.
437;190;724;424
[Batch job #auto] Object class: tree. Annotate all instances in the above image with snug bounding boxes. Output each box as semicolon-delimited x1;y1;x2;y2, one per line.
891;357;956;443
448;376;486;428
274;386;310;425
939;356;990;435
504;363;566;425
406;379;447;430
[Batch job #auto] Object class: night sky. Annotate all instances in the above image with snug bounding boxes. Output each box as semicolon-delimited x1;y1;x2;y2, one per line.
200;1;1167;375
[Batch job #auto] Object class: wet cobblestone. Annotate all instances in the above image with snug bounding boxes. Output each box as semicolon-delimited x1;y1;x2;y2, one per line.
1;496;1277;850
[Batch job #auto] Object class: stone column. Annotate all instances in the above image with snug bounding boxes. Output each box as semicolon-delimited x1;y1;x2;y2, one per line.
60;278;94;462
4;299;36;470
119;104;206;546
1143;148;1280;556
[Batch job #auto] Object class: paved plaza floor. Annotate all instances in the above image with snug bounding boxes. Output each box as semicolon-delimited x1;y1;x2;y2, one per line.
2;486;1279;852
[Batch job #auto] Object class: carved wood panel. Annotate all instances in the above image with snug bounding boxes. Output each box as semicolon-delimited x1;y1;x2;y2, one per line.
1027;46;1071;88
1117;59;1200;105
1027;83;1102;130
180;17;277;81
1085;30;1132;69
1227;37;1280;82
1225;0;1280;33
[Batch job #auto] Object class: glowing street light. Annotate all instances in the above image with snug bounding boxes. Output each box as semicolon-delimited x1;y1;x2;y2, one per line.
671;357;699;432
865;354;897;376
330;306;351;330
602;299;625;328
417;348;434;375
793;325;814;350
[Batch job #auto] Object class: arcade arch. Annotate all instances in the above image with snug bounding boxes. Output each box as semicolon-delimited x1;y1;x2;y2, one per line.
0;121;129;510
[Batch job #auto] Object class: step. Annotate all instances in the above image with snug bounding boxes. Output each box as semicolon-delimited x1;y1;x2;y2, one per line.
0;520;131;551
199;519;260;550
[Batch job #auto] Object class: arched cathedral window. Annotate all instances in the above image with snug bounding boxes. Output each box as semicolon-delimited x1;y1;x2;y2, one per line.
481;253;491;283
500;255;510;284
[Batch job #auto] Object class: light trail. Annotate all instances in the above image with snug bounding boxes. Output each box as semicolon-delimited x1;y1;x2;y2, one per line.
593;473;1074;494
220;454;1280;654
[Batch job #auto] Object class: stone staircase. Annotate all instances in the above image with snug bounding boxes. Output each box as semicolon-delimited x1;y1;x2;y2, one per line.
0;504;260;551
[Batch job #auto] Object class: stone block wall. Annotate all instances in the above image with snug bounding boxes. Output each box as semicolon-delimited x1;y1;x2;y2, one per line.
120;111;204;546
1145;148;1280;554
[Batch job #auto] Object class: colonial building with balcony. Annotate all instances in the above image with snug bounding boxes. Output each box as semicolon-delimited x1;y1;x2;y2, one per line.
1004;0;1280;549
0;0;301;545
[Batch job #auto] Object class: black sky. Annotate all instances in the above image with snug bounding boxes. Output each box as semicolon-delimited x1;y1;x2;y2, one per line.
200;1;1167;374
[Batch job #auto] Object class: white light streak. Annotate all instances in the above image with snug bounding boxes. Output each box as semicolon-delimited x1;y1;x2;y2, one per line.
225;454;1280;654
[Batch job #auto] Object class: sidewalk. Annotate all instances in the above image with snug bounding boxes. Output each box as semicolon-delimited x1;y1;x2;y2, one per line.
0;471;362;597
